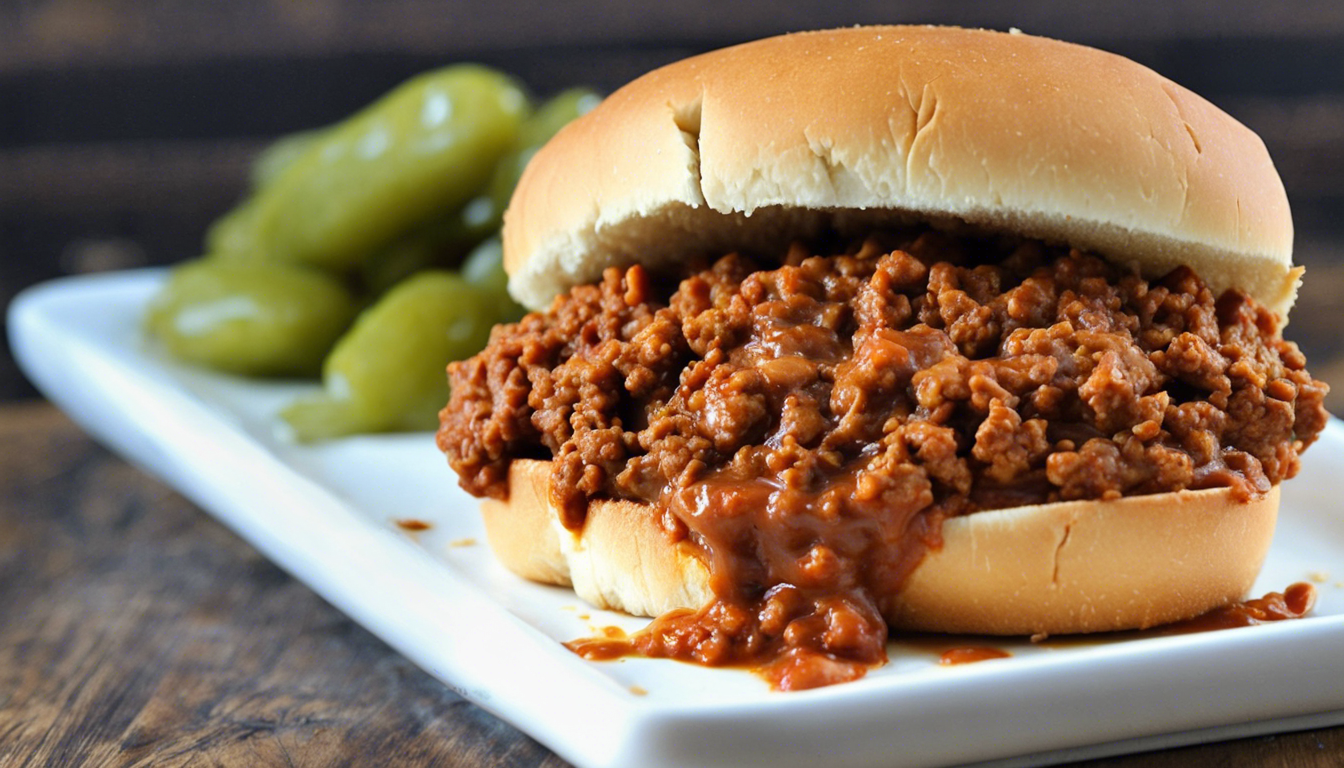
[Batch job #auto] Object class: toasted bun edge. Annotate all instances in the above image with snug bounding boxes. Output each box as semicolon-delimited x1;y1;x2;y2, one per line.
480;458;1279;635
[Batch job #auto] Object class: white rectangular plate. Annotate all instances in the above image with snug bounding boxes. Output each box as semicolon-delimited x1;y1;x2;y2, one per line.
10;269;1344;768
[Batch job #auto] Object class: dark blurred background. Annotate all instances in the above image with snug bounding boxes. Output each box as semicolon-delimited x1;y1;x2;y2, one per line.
3;0;1342;410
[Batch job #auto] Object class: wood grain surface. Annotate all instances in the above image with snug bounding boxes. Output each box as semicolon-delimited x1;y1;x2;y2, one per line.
0;403;566;768
1;402;1342;767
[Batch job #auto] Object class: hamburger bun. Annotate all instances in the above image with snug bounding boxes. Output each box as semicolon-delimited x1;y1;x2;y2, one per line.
484;460;1278;635
470;26;1304;637
504;25;1297;318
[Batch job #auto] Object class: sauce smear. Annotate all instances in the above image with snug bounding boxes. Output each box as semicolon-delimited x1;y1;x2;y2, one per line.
565;616;879;691
564;626;632;661
938;646;1011;666
1160;583;1317;634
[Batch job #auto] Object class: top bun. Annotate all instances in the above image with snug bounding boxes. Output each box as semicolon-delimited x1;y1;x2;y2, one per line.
503;26;1299;317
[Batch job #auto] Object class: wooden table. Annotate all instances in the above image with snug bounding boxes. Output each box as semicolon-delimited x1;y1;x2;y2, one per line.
1;400;1341;767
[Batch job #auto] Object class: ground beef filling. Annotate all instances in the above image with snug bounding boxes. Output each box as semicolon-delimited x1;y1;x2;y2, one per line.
437;230;1329;690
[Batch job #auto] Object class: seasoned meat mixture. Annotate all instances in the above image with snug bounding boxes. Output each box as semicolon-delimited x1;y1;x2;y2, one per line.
437;229;1329;689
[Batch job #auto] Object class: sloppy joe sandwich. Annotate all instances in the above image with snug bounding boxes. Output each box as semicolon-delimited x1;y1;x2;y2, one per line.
437;26;1330;689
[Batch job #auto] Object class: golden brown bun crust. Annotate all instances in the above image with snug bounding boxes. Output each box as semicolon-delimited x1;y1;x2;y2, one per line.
485;460;1278;634
480;459;712;618
504;26;1298;318
891;484;1278;634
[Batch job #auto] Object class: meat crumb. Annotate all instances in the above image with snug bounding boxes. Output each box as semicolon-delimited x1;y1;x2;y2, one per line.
438;228;1329;690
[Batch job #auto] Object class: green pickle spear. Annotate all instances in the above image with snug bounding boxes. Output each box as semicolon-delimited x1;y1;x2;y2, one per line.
208;65;528;271
150;71;601;438
460;238;526;323
248;128;323;190
281;271;500;440
146;260;357;377
520;88;603;148
279;90;597;439
483;88;603;231
447;88;603;247
356;198;499;295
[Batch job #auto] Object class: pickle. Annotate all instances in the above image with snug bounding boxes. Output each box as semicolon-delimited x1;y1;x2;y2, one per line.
146;260;356;377
249;129;323;190
355;90;600;300
207;65;528;271
460;238;525;324
519;88;602;148
356;199;499;295
157;71;600;436
281;271;496;440
486;88;603;227
204;198;264;262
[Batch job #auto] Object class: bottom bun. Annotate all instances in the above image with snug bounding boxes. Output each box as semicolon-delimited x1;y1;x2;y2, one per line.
480;459;1278;635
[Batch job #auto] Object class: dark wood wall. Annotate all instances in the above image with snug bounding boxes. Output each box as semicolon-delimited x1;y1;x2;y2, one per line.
4;0;1343;408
